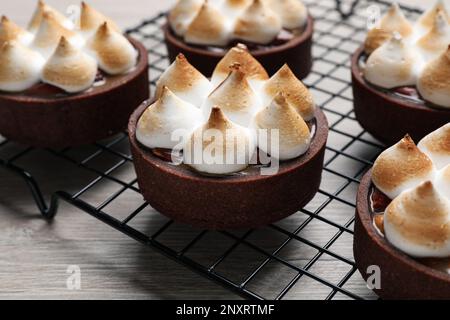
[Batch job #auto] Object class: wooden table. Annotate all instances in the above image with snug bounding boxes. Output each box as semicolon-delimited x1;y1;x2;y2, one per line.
0;0;435;300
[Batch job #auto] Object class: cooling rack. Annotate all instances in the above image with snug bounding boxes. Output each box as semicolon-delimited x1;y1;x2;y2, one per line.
0;0;423;300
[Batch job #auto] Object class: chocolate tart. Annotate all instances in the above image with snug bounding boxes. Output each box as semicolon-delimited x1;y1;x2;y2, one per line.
163;15;313;79
0;37;149;148
354;169;450;299
129;100;328;230
351;46;450;145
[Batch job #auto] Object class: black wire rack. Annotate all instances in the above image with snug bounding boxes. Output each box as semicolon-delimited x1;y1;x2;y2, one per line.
0;0;423;300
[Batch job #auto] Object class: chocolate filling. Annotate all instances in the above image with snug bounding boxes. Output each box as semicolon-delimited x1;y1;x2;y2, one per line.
369;185;450;275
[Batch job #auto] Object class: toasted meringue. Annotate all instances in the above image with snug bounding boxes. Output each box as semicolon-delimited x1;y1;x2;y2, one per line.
221;0;253;19
155;53;212;107
234;0;282;45
417;0;450;33
416;10;450;60
418;123;450;169
31;12;83;58
254;93;311;160
384;181;450;258
364;3;413;54
363;34;423;89
0;16;33;46
211;43;269;88
184;2;230;46
435;164;450;199
88;22;137;75
266;0;308;29
28;0;74;33
417;46;450;108
263;64;315;121
169;0;204;36
184;107;256;174
204;64;261;126
372;135;436;199
41;37;97;93
136;87;203;150
80;2;120;37
0;41;45;92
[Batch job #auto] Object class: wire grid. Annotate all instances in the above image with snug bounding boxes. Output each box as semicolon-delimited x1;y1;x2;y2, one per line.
0;0;422;300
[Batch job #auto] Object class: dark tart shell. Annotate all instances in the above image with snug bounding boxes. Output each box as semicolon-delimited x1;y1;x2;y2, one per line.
354;170;450;299
163;15;314;79
128;100;328;230
351;46;450;145
0;37;149;148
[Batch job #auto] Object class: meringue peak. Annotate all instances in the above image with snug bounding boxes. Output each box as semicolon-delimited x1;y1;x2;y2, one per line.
0;40;45;92
205;63;260;126
205;106;234;131
155;53;212;107
417;46;450;108
136;86;203;150
381;3;413;36
0;16;33;46
212;44;269;87
80;2;120;34
418;123;450;169
28;0;73;32
42;36;97;93
31;11;81;57
169;0;203;36
184;106;256;175
384;180;450;257
364;33;422;89
263;64;315;120
89;22;137;75
416;9;450;58
255;92;311;160
372;135;436;199
234;0;282;45
266;0;308;29
185;2;230;46
418;0;450;30
364;3;413;54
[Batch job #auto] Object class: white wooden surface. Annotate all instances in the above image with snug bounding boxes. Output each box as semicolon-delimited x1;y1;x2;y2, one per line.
0;0;435;300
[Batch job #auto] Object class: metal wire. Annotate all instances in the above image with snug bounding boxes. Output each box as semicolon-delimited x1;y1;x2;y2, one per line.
0;0;423;300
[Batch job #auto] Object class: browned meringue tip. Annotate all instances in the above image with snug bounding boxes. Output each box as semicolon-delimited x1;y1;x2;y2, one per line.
53;36;73;55
207;106;230;127
226;0;251;7
1;16;8;23
96;21;111;37
175;52;187;61
277;63;297;79
398;134;416;150
273;91;288;106
416;180;435;197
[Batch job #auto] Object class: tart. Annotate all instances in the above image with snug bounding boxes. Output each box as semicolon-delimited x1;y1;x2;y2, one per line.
351;2;450;145
355;124;450;299
163;0;313;79
128;45;328;229
0;1;149;148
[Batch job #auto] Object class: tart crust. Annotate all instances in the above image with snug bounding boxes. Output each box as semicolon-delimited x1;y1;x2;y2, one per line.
354;169;450;299
163;15;314;79
0;37;149;148
351;46;450;145
128;99;328;230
